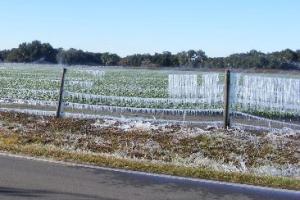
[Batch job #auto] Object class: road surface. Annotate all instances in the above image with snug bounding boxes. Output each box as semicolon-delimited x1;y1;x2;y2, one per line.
0;154;299;200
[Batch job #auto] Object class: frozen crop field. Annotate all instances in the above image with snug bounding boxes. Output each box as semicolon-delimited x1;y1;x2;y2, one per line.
0;63;299;131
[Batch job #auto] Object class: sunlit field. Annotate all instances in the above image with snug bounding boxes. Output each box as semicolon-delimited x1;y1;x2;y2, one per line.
0;63;300;130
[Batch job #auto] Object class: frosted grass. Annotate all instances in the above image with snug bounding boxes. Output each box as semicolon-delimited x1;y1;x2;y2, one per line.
0;63;299;130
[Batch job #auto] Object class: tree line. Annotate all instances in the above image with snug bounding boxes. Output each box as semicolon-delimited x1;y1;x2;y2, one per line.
0;40;299;70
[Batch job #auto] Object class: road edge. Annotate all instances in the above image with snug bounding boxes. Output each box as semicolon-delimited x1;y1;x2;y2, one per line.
0;151;299;194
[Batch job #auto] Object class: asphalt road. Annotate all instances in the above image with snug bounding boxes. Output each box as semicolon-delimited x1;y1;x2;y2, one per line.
0;154;299;200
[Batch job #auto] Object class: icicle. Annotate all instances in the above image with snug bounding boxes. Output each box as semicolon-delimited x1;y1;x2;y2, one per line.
168;74;198;98
232;73;300;114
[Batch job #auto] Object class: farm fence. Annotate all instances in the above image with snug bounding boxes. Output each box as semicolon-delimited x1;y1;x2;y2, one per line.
0;64;299;131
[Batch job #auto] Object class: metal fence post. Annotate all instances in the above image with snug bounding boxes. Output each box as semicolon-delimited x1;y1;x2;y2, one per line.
223;69;231;129
56;68;67;118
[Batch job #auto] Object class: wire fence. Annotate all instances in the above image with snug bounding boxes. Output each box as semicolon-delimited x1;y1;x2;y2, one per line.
0;63;299;131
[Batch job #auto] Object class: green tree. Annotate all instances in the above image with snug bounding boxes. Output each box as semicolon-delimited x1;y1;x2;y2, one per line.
5;41;57;63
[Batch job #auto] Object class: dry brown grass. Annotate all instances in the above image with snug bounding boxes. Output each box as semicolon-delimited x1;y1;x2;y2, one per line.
0;111;299;190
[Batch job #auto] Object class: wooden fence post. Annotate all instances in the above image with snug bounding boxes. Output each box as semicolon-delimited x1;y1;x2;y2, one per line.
56;68;67;118
223;69;231;129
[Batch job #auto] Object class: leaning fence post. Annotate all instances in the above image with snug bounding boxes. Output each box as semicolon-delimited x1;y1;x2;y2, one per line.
223;69;231;129
56;68;67;118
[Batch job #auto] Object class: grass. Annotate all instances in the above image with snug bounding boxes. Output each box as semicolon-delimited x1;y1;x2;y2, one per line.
0;133;299;191
0;111;299;190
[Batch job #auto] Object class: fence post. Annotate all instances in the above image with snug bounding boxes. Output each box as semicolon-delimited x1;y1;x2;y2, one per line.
56;68;67;118
223;69;231;129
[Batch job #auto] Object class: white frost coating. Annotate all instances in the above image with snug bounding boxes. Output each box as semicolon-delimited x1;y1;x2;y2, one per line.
0;77;60;82
64;112;224;126
0;98;58;107
168;74;198;98
168;73;223;106
65;69;105;87
66;91;215;104
1;63;300;130
0;108;56;116
233;111;300;128
252;164;300;177
65;102;223;116
199;73;223;105
232;123;290;132
66;80;94;88
83;70;105;76
1;88;59;95
70;69;105;78
231;73;300;113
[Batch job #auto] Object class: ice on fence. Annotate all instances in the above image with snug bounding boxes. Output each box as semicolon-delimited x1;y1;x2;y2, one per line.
65;102;223;116
1;64;300;130
66;91;209;105
168;74;198;98
66;80;94;88
168;73;223;105
199;73;223;105
231;73;300;114
0;99;58;107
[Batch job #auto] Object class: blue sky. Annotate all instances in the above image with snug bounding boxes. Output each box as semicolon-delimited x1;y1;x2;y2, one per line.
0;0;299;57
